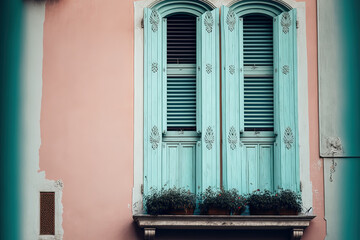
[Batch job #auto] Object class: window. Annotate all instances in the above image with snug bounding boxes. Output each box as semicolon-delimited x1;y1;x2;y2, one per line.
221;4;299;193
142;0;299;199
143;2;220;197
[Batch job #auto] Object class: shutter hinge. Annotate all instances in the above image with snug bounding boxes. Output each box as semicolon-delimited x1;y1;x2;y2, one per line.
141;184;144;194
296;20;299;29
141;18;144;28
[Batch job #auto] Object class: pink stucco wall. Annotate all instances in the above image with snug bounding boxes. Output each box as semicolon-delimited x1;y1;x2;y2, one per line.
40;0;325;239
41;0;138;239
302;0;326;239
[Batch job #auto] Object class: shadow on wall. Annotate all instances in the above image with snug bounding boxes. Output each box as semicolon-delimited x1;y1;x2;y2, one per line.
130;222;145;240
141;229;291;240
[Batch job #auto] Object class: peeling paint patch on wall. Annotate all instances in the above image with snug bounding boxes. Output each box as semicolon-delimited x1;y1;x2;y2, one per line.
21;2;64;239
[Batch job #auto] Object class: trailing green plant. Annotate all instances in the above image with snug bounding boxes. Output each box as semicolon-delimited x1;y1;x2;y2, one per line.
277;189;302;213
247;189;279;212
199;187;246;214
144;187;196;215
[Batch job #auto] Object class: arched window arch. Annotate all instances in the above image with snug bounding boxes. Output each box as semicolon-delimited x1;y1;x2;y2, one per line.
230;0;291;17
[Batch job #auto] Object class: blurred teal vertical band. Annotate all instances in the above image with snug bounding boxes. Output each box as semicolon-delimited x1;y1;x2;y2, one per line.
339;0;360;238
340;0;360;156
0;0;23;239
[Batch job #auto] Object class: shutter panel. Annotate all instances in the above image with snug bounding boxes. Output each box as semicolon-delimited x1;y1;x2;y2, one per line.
273;9;299;192
143;8;165;195
221;6;243;191
199;9;220;191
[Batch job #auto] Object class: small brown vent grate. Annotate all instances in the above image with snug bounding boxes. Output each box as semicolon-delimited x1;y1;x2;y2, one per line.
40;192;55;235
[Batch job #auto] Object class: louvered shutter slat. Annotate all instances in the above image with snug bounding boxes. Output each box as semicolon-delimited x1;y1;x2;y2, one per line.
244;15;274;67
167;14;197;65
166;75;196;130
166;14;197;131
243;15;274;132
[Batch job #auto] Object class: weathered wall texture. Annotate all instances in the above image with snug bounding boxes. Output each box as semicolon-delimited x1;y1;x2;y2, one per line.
301;0;326;238
38;0;324;239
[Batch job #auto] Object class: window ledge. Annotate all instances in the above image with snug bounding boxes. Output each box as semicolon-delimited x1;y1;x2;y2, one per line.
133;214;315;240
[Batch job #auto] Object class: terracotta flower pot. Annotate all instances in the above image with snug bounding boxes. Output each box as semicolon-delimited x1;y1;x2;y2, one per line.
232;206;245;215
250;208;277;215
278;208;298;215
207;208;230;215
167;207;195;215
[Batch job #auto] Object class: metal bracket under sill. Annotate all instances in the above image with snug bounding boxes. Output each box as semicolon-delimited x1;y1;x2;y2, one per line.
133;214;315;240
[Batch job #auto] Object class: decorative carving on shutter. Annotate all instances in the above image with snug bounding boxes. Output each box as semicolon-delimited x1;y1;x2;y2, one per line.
282;65;289;75
229;65;235;75
221;6;242;191
283;127;294;149
200;8;220;190
204;11;214;33
151;62;158;73
204;126;214;150
150;10;160;32
281;12;291;34
274;9;299;192
226;10;236;32
228;126;237;150
206;64;212;74
150;126;160;149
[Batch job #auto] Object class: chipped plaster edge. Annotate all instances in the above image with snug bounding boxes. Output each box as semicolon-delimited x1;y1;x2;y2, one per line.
21;2;64;239
133;0;312;214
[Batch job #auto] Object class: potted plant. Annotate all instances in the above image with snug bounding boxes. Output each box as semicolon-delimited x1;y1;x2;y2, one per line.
277;189;302;215
144;187;196;215
231;193;247;215
247;189;278;215
199;187;245;215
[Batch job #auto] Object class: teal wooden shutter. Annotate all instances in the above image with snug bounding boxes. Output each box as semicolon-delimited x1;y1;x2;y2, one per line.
273;9;299;192
143;8;166;195
221;6;243;191
198;9;220;191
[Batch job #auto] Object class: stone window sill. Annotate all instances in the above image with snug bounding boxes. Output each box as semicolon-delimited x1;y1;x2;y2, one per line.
133;214;315;240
